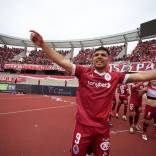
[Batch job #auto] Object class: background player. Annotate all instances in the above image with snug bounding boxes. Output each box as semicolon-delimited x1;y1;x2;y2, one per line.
115;84;130;120
128;82;146;133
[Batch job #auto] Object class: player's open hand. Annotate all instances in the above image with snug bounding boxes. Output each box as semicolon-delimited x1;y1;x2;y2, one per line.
30;30;44;47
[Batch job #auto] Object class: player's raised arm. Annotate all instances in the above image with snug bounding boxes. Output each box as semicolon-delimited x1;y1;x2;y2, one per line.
30;30;73;74
127;70;156;83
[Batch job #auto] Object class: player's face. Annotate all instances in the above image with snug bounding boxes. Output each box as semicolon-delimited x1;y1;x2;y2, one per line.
92;50;109;71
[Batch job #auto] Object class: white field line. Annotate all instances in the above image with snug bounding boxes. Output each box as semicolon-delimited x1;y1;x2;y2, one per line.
0;96;44;100
110;130;129;134
0;95;75;103
0;103;75;116
110;129;142;134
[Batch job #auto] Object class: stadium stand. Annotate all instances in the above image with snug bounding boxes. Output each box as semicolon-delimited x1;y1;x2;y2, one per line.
0;24;156;91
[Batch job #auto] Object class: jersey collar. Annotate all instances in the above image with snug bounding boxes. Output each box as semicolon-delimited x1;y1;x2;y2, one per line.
93;70;106;76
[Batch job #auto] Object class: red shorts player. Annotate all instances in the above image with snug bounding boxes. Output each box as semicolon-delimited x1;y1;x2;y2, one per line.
71;64;126;155
142;80;156;140
128;82;146;133
30;30;156;156
115;84;130;120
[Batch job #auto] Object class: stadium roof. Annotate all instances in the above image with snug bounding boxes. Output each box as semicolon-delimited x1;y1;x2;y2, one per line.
0;29;155;49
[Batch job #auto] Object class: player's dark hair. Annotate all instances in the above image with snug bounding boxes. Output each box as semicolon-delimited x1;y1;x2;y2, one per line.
94;46;110;55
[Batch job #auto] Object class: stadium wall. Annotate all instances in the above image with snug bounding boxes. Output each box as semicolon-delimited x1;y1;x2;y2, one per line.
0;83;76;96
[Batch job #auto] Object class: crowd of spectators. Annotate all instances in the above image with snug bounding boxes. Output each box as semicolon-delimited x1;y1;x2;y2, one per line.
22;49;70;65
116;39;156;62
73;45;124;64
0;45;24;62
0;39;156;68
0;45;24;70
128;39;156;62
23;50;53;65
73;48;94;65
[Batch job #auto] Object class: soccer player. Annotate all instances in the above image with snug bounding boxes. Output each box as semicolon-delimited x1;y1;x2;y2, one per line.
142;80;156;141
128;82;146;133
115;84;130;120
30;30;156;156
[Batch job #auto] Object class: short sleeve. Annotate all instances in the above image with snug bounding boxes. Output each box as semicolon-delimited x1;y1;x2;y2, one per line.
118;72;129;84
71;64;87;79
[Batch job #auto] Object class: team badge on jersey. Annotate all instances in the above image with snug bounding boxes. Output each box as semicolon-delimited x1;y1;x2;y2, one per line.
100;139;110;151
104;73;111;81
72;144;79;154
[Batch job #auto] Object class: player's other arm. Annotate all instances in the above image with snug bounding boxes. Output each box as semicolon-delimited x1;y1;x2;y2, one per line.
126;70;156;83
30;30;73;74
132;82;142;89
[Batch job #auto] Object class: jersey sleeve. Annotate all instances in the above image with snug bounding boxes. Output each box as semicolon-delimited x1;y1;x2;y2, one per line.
117;72;129;84
71;64;87;79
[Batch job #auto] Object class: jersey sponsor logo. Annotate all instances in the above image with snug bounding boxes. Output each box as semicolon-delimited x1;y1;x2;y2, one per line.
88;81;111;88
100;139;110;151
104;73;111;81
72;144;79;155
